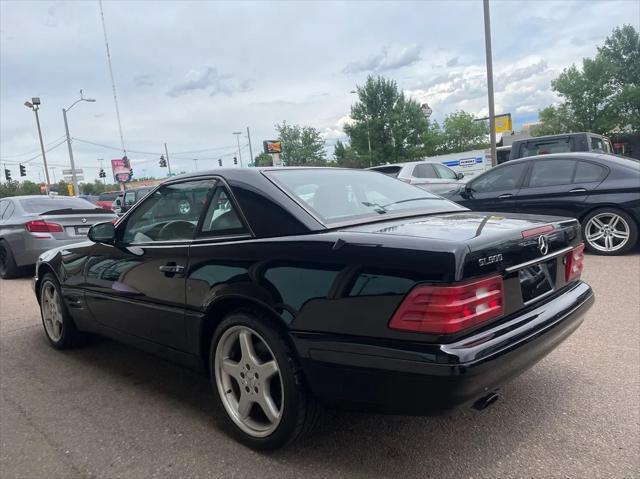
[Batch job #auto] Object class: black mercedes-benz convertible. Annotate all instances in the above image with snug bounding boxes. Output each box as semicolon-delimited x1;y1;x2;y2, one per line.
33;167;593;449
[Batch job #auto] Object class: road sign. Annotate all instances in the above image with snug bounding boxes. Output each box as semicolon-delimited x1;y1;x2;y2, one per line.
111;158;132;183
63;175;84;182
62;168;83;175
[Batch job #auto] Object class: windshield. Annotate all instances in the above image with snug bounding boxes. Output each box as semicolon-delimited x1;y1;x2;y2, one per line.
19;197;98;214
267;169;463;224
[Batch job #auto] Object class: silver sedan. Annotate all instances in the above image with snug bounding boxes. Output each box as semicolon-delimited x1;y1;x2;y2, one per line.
0;195;117;278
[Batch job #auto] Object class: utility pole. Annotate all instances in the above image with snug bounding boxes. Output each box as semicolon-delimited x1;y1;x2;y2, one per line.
164;142;172;176
483;0;497;167
193;158;198;171
233;132;243;167
62;108;78;195
246;127;254;166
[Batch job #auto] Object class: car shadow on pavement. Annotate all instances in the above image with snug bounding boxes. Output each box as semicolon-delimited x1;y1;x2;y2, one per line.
39;330;586;478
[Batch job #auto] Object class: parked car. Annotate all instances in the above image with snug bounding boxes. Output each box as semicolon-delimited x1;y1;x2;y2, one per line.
34;168;593;448
0;195;116;278
118;186;152;215
96;191;121;210
508;132;613;162
368;159;465;194
420;149;493;180
442;152;640;255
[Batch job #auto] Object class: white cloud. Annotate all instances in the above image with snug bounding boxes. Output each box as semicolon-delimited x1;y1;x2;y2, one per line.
343;44;422;74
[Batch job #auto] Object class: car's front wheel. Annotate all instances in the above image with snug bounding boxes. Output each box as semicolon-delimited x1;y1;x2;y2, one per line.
582;208;638;255
210;310;319;450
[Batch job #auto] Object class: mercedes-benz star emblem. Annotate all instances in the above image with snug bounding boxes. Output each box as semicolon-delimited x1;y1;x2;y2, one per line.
538;235;549;255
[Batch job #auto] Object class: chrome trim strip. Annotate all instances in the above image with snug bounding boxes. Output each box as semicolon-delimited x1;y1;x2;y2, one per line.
505;246;573;273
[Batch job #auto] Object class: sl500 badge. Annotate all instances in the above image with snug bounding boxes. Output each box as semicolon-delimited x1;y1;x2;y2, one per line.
478;254;503;267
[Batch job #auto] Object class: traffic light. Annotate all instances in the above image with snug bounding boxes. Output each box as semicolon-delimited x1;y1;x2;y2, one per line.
122;156;130;168
99;168;106;178
218;159;222;167
19;164;26;177
159;155;167;167
233;157;238;165
4;169;11;181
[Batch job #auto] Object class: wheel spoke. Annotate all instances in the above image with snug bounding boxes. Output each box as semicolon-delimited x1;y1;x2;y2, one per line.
609;216;619;228
258;360;279;380
237;393;252;419
221;358;241;378
605;235;613;250
238;331;258;364
591;217;605;229
612;230;629;239
587;231;605;242
258;392;280;423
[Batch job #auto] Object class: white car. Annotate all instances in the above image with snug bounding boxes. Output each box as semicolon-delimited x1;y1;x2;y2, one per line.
368;159;465;194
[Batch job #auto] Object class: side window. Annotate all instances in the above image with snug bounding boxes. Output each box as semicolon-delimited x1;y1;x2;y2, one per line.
2;202;15;220
413;163;437;178
574;161;607;183
471;163;527;193
528;160;576;188
433;164;457;180
121;180;213;243
200;187;247;236
590;136;607;152
0;200;8;219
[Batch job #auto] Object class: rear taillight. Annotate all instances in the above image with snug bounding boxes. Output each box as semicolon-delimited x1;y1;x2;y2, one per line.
25;220;63;233
389;275;504;334
565;243;585;282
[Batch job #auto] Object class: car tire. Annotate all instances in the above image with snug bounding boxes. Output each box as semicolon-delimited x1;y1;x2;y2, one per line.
0;240;20;279
209;309;319;450
39;273;82;349
582;208;638;255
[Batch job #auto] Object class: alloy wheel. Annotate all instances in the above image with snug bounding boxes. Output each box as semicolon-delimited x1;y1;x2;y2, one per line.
214;325;284;438
41;281;64;342
585;212;630;253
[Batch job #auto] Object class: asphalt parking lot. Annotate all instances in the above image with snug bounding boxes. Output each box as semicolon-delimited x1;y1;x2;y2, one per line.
1;254;638;479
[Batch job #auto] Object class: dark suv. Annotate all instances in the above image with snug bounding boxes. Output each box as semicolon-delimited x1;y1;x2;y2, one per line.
509;132;613;162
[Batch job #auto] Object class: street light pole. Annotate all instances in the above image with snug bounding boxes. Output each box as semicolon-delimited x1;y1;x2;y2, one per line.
62;90;96;195
24;98;51;189
483;0;497;167
164;142;172;176
246;127;254;166
233;132;243;167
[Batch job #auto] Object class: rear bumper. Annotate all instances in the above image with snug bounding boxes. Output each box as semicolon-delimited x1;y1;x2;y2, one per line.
13;236;85;267
292;281;593;415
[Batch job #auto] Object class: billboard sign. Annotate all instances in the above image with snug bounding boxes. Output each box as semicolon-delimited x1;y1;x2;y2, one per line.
111;158;132;183
263;140;282;154
495;114;513;133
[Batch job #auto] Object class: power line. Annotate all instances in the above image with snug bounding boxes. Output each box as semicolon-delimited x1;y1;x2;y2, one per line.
98;0;127;156
1;139;68;165
0;135;67;159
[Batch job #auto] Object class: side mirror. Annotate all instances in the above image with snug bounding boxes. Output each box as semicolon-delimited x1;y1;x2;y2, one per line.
88;221;116;244
456;172;465;180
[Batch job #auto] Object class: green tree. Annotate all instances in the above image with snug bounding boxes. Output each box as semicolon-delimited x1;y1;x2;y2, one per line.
439;111;489;153
333;140;365;168
534;25;639;136
255;152;273;167
275;121;326;166
0;180;44;198
345;75;429;166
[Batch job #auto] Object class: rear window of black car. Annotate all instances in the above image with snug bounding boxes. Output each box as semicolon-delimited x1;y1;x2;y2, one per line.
574;161;607;183
266;169;462;225
20;197;96;214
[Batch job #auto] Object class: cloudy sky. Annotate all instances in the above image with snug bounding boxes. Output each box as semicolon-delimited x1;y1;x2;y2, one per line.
1;0;638;183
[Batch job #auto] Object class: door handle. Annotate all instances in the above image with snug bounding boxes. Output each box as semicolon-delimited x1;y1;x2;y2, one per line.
569;188;587;193
498;194;513;199
159;263;185;276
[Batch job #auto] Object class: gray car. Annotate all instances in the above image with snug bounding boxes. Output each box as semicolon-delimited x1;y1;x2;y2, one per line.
0;195;116;278
368;159;465;194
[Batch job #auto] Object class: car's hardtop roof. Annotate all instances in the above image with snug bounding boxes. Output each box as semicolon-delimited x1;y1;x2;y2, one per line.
6;195;93;201
496;151;639;169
